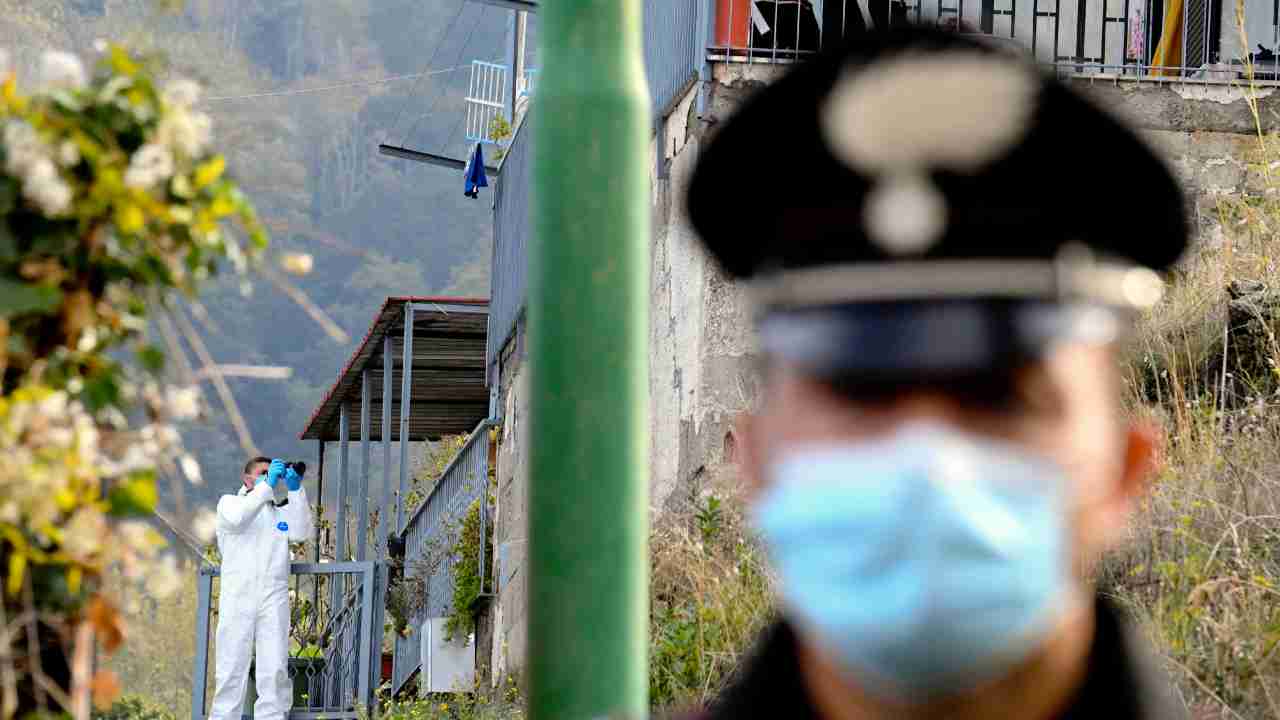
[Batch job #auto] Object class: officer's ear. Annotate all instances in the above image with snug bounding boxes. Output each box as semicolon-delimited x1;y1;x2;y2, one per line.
1087;419;1159;550
1117;419;1159;509
733;412;768;499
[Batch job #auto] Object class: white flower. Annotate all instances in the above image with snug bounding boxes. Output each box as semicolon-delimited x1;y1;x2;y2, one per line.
166;385;201;420
163;77;201;108
123;143;174;189
118;520;161;555
57;140;80;167
4;121;46;175
38;50;87;90
157;108;212;158
76;327;98;352
92;39;108;54
179;453;202;485
193;510;217;543
22;157;72;215
62;508;107;562
279;252;314;276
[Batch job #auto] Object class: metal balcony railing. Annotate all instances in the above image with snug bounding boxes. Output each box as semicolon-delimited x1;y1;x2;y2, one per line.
465;60;510;148
191;562;385;720
708;0;1273;81
390;420;494;695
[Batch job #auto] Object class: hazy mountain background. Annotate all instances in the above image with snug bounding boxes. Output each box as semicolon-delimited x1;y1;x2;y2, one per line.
0;0;523;517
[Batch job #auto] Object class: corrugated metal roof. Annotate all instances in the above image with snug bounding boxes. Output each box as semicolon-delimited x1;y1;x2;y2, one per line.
299;296;490;442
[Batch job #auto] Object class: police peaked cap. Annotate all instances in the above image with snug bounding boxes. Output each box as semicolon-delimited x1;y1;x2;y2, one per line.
687;26;1189;383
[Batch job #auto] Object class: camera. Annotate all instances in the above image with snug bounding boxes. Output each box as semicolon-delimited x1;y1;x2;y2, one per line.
283;461;307;477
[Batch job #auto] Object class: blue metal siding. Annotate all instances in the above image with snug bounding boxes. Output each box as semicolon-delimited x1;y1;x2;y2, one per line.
644;0;704;116
486;1;706;372
487;117;531;372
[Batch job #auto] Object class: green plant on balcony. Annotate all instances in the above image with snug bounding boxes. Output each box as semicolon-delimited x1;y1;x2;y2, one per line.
444;493;494;644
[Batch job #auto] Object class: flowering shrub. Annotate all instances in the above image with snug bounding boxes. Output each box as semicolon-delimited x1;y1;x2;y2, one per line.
0;44;268;719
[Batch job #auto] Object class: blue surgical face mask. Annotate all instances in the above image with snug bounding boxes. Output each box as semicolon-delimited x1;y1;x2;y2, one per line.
751;422;1075;701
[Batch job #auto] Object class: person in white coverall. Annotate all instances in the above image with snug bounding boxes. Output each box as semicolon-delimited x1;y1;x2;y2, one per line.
209;457;314;720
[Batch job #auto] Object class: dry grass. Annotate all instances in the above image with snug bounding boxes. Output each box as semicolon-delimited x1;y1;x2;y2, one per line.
648;478;774;712
1103;46;1280;712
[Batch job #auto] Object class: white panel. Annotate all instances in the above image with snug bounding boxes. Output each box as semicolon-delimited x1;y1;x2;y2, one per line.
420;617;476;694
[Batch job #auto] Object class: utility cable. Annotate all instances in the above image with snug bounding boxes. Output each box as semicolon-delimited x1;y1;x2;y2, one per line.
203;67;462;102
388;0;470;144
411;3;489;153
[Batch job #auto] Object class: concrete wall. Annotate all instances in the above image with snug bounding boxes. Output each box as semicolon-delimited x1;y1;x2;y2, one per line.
486;321;529;690
648;80;763;515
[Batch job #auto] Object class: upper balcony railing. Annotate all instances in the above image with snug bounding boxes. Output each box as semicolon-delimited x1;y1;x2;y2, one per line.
708;0;1278;81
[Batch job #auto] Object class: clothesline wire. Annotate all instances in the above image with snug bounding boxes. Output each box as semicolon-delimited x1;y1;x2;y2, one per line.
389;0;471;144
417;3;489;152
202;67;463;102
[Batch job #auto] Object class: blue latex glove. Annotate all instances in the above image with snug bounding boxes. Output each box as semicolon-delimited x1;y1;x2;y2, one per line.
284;466;303;492
265;459;285;488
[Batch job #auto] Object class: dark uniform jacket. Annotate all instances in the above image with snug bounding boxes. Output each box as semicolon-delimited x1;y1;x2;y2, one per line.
680;597;1186;720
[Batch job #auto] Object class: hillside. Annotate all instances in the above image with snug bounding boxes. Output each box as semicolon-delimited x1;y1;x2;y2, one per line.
1;0;511;512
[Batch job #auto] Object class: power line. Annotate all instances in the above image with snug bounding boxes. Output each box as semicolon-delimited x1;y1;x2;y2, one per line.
414;4;489;152
389;0;471;144
202;67;463;102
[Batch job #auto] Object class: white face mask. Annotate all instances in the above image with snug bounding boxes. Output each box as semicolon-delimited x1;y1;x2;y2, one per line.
751;422;1076;700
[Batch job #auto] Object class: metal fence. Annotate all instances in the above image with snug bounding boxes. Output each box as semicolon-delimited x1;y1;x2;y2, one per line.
707;0;1268;79
390;420;494;695
645;0;705;116
465;61;510;147
487;116;531;374
192;562;385;720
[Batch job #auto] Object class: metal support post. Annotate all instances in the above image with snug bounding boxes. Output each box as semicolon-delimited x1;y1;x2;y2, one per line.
315;440;325;563
332;405;350;611
191;568;213;720
381;336;393;559
356;563;375;710
528;0;650;717
396;305;416;533
356;370;371;562
336;404;350;563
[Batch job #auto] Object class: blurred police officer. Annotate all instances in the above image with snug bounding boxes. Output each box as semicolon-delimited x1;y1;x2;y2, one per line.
681;26;1188;720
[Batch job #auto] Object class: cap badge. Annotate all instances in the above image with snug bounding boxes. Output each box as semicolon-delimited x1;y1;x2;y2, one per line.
820;52;1038;256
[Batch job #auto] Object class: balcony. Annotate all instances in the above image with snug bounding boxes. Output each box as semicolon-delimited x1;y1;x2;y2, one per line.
708;0;1274;82
190;298;492;718
191;563;384;720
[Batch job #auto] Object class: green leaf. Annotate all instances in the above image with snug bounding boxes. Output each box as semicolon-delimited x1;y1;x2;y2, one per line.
108;471;158;517
0;277;62;317
0;222;18;264
136;344;166;375
81;367;122;411
0;176;19;215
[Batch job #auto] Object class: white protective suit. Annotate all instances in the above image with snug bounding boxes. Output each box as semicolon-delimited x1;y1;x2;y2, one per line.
209;478;314;720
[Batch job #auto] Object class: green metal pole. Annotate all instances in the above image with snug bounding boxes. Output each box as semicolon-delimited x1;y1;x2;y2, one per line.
529;1;650;718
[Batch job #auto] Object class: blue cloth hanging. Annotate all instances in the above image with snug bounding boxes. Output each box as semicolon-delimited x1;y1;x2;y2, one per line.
464;143;488;198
